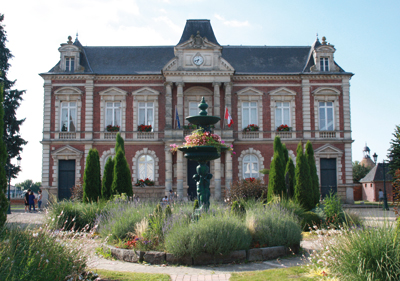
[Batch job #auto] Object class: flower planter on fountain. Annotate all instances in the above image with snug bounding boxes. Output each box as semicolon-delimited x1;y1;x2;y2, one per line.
178;97;230;211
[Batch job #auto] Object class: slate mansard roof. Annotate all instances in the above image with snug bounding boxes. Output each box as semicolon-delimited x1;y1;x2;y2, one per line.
45;19;348;75
360;163;393;183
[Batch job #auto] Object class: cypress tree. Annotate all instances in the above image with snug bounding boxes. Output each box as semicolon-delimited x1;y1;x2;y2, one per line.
273;136;286;168
268;151;286;201
101;157;114;200
305;141;320;206
112;149;133;196
115;132;125;154
282;144;289;164
285;157;295;199
82;148;101;202
0;82;8;227
294;142;313;210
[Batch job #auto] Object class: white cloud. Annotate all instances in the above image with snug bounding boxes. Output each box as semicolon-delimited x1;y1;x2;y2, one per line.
153;16;182;35
214;14;250;27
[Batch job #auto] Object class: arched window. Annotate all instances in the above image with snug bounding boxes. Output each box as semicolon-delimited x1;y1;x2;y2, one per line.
243;155;259;179
138;155;154;180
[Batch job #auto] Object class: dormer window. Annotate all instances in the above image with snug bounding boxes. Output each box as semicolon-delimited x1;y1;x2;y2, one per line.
65;57;75;72
320;57;329;71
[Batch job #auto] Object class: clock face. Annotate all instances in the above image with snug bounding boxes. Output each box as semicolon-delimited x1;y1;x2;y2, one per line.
193;55;204;66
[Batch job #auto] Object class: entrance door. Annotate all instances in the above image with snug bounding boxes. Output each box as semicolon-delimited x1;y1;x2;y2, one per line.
320;158;337;199
59;160;76;200
187;160;210;201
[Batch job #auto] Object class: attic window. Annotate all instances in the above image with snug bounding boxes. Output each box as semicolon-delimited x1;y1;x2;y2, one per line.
65;57;75;72
320;57;329;71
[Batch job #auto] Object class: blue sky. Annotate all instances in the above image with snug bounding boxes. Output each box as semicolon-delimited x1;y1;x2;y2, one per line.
2;0;399;184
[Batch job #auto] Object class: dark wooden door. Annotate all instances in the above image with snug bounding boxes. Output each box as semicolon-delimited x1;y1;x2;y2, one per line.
58;160;75;200
320;158;337;199
187;160;210;201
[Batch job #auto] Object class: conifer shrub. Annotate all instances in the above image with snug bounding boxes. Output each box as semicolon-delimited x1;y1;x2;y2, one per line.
305;141;320;206
294;142;313;210
273;136;286;168
268;151;286;200
101;157;114;199
285;158;295;199
82;148;101;202
282;143;289;166
228;178;268;203
115;132;125;154
111;150;133;197
0;86;8;227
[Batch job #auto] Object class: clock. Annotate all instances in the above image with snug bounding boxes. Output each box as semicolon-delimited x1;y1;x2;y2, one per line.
193;55;204;66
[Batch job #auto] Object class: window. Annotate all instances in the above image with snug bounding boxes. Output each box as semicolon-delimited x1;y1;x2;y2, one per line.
65;57;75;72
275;102;290;128
105;102;121;128
320;57;329;71
243;155;259;179
189;102;198;117
138;102;154;129
242;102;258;128
138;155;154;180
319;102;334;131
60;102;76;132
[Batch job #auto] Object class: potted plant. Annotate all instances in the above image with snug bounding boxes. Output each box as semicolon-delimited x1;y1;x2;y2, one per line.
138;124;152;132
277;124;291;132
135;178;155;187
106;125;120;132
243;124;259;132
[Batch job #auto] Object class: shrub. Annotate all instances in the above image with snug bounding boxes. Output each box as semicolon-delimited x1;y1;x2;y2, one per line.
0;226;86;280
115;132;125;154
82;148;101;202
0;86;7;228
165;212;251;258
269;196;306;219
246;203;302;248
309;223;400;280
268;151;286;201
111;149;133;197
193;199;199;211
47;200;107;231
301;211;322;231
294;142;313;210
102;157;114;199
228;178;268;203
323;192;344;226
285;158;295;199
305;141;320;206
343;210;363;227
71;178;84;201
231;200;245;216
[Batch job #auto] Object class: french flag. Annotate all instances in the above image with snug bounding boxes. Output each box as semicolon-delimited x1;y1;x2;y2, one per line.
225;107;233;127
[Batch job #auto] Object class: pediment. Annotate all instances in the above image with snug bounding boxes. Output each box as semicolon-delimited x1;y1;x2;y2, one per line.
58;44;80;53
99;87;127;96
52;145;83;158
315;144;343;155
132;87;160;96
237;87;264;96
184;86;213;95
54;87;82;96
269;87;297;96
315;45;335;53
313;87;340;96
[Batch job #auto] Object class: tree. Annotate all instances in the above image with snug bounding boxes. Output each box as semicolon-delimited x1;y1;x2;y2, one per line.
115;133;125;154
15;179;41;193
294;142;313;210
352;161;372;183
0;14;27;179
111;149;133;196
305;141;320;206
282;143;289;165
101;157;114;199
268;151;286;201
273;136;286;168
285;157;295;199
388;125;400;175
0;80;8;227
82;148;101;202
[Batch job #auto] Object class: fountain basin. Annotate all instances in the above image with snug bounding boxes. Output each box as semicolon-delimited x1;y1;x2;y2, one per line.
186;116;221;127
179;146;229;162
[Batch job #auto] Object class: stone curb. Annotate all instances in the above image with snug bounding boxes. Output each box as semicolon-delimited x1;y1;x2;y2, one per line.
106;244;298;265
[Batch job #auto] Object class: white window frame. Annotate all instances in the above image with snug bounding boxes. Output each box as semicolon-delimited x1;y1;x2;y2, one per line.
138;155;155;180
320;57;329;71
236;87;263;133
183;86;213;126
319;101;335;131
238;148;265;181
99;87;127;138
105;102;121;127
242;154;259;179
54;87;82;139
313;87;341;138
241;101;258;128
138;102;154;130
189;101;198;117
60;102;77;132
132;148;160;185
132;87;160;137
269;87;297;138
65;57;75;72
275;102;291;128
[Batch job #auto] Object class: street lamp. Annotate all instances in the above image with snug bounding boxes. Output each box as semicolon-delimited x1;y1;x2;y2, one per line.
6;156;21;215
372;153;393;211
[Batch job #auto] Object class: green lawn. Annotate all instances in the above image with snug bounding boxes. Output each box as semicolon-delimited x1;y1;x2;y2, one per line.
354;200;394;206
94;269;170;281
231;266;317;281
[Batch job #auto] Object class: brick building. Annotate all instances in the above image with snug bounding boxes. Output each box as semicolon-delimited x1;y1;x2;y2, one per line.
360;163;393;202
40;19;354;203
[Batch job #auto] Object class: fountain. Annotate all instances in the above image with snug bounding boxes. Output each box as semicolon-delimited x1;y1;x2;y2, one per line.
178;97;229;210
